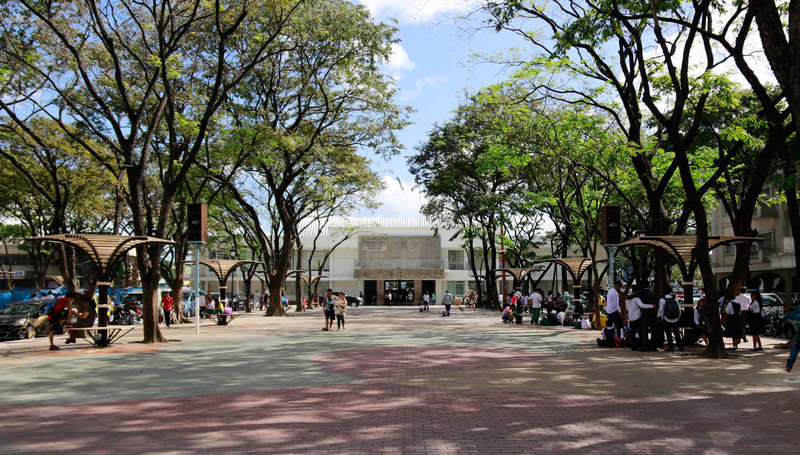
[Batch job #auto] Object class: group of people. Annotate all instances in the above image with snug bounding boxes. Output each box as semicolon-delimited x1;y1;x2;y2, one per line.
501;289;545;325
46;290;97;350
322;288;348;331
720;287;766;351
600;282;768;352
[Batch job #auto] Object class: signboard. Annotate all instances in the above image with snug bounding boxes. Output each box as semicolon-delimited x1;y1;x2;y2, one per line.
601;205;621;245
187;203;207;242
361;239;388;252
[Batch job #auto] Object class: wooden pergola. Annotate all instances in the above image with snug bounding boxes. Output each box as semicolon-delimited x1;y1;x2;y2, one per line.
26;234;175;346
196;259;262;307
535;258;609;325
617;235;762;314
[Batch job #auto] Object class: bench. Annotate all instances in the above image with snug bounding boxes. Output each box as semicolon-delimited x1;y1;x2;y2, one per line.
66;325;138;347
207;312;240;326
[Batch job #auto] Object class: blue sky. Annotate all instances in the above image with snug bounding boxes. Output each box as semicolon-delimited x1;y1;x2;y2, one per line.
354;0;520;218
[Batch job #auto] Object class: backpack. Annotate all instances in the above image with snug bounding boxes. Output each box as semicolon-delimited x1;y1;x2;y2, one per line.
664;295;680;319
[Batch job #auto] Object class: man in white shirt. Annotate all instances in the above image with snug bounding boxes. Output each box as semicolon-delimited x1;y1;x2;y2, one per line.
530;289;543;325
627;285;658;351
657;285;684;351
422;292;430;312
734;287;751;343
606;280;623;337
196;291;206;317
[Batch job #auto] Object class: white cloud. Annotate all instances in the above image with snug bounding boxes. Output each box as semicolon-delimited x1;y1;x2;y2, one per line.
387;43;416;80
371;176;426;217
358;0;476;24
399;75;449;101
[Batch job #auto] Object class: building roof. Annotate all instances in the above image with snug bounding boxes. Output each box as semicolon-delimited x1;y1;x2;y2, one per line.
298;218;439;237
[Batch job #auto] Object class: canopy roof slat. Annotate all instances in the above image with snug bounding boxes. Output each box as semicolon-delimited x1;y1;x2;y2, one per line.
533;258;608;282
194;259;263;284
617;235;762;278
27;234;175;281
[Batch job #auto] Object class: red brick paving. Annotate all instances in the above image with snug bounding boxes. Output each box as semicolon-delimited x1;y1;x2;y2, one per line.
0;382;796;454
313;346;553;380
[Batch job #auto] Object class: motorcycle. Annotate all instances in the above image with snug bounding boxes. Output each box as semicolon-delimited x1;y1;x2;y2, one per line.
114;302;142;326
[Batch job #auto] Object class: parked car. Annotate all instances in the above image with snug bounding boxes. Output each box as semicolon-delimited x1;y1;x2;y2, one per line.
120;291;144;308
320;292;362;307
0;300;50;339
181;289;196;316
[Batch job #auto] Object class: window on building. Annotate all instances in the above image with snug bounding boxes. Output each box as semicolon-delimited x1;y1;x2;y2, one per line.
758;230;775;252
448;250;464;270
447;281;465;295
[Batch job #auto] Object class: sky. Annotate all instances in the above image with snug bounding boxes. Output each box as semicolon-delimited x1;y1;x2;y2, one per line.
354;1;778;219
353;0;518;218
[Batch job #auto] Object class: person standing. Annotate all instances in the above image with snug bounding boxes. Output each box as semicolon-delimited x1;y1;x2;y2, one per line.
530;289;543;325
734;287;751;343
724;292;743;350
606;281;623;338
442;290;454;317
627;285;658;351
694;298;708;346
387;291;393;307
423;292;430;312
657;286;684;351
323;289;336;331
335;292;347;331
48;291;76;351
748;290;764;351
160;291;173;328
546;291;554;314
562;287;572;313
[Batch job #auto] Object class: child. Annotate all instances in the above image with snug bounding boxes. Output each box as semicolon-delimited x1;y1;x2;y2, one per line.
597;320;617;347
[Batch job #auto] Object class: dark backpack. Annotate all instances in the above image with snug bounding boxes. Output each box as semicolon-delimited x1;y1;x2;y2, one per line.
664;296;680;319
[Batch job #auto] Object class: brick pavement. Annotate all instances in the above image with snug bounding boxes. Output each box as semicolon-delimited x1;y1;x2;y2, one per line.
0;306;797;454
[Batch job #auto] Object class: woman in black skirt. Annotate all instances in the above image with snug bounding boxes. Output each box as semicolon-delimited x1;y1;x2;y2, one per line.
724;296;742;350
748;291;765;351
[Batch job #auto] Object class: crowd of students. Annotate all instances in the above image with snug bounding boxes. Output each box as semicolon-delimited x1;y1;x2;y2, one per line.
497;280;778;354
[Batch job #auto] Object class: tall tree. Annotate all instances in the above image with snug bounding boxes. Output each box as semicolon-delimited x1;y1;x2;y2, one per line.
217;0;410;316
0;0;302;342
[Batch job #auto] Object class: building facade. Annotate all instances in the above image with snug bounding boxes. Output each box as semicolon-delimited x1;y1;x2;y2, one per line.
711;183;797;298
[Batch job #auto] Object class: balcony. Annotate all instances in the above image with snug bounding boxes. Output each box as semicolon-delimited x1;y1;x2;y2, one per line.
355;259;444;269
448;261;466;270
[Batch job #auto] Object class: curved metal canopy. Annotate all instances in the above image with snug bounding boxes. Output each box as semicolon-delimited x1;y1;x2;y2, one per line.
534;258;608;282
198;259;262;285
491;267;546;282
27;234;175;282
617;235;762;278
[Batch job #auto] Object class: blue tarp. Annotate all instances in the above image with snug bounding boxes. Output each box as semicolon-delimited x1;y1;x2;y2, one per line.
0;291;11;310
11;288;37;303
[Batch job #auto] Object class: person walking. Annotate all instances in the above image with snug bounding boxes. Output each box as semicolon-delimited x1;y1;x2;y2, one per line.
423;292;430;312
323;289;336;331
657;286;684;352
606;281;624;338
160;291;173;328
530;289;543;325
786;325;800;372
387;291;393;307
442;290;454;317
335;292;347;331
748;290;765;351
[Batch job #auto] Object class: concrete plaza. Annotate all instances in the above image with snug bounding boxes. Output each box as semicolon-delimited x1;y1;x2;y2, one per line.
0;306;798;454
